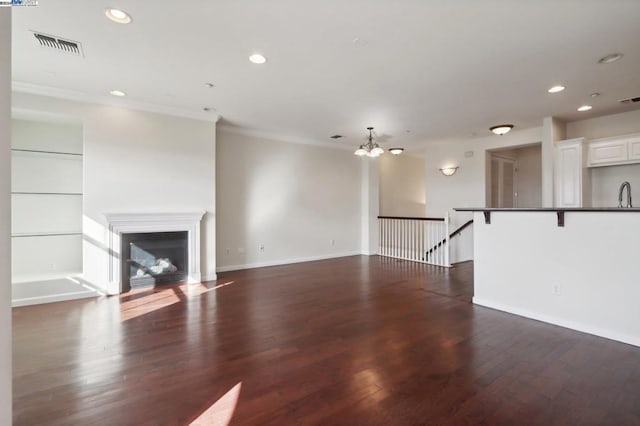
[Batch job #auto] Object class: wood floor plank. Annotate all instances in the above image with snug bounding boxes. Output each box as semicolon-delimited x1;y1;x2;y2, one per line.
12;256;640;425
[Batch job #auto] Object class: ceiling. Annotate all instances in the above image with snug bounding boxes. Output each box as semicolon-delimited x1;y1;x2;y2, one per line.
11;0;640;149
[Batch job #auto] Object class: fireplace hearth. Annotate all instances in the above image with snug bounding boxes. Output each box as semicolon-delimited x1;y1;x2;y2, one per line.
121;231;188;290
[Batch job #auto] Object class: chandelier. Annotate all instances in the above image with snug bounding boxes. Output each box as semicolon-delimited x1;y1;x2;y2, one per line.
354;127;384;157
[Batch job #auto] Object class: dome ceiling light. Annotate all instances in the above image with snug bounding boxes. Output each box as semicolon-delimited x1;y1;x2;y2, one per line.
490;124;514;135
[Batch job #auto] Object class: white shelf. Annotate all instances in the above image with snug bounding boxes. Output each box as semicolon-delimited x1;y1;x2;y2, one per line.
11;231;82;238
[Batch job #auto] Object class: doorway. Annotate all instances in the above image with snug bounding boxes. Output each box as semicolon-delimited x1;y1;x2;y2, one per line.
487;143;542;208
491;155;517;207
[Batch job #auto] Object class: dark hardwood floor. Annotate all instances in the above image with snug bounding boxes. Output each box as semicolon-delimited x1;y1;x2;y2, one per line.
12;256;640;425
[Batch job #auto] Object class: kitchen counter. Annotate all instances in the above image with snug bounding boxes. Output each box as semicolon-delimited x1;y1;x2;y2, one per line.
463;208;640;347
455;207;640;212
455;207;640;227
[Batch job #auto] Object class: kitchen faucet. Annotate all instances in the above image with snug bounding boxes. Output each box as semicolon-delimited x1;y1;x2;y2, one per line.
618;181;632;208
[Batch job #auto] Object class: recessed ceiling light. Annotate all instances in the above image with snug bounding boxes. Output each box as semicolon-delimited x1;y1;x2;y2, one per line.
490;124;514;135
249;54;267;64
203;107;216;112
109;90;126;97
590;92;601;98
577;105;592;112
105;8;132;24
548;85;565;93
598;53;623;64
389;148;404;155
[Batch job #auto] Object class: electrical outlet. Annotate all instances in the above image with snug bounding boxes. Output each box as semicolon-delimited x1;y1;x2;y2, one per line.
259;244;265;253
552;284;561;296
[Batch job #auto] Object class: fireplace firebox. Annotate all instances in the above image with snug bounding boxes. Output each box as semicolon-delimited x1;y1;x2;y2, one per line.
121;231;188;290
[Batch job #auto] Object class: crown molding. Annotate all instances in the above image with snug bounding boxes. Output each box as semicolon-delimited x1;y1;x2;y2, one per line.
217;123;353;151
12;81;220;123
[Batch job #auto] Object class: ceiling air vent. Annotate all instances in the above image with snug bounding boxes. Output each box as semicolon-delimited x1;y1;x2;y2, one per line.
32;31;83;57
619;96;640;105
330;134;343;139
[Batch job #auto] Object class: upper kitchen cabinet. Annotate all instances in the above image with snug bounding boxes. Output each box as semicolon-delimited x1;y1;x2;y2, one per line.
587;133;640;167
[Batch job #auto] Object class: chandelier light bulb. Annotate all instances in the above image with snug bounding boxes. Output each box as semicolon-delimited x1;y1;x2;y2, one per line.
354;147;367;156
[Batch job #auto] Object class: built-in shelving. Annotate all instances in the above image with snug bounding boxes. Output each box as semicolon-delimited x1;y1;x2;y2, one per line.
11;232;83;238
11;118;84;286
12;192;83;195
11;148;83;156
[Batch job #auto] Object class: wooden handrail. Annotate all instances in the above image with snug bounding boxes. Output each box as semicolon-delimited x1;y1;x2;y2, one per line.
450;219;473;238
377;216;445;222
425;219;473;258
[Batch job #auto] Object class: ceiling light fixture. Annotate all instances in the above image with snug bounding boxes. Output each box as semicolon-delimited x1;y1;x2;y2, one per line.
109;90;126;97
548;85;565;93
598;53;623;64
490;124;514;135
389;148;404;155
354;127;385;158
249;54;267;64
105;8;132;24
439;166;459;176
577;105;592;112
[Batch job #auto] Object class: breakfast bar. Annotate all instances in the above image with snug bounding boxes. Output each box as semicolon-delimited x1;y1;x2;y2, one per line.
455;207;640;347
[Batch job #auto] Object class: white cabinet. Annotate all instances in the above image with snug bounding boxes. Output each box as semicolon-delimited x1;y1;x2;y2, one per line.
628;135;640;161
554;138;591;208
588;139;627;166
587;133;640;167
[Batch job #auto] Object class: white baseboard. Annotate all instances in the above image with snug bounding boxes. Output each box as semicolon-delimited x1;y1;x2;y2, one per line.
216;251;362;273
473;297;640;348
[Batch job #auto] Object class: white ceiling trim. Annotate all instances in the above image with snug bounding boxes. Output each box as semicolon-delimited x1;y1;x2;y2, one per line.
11;81;221;123
217;123;354;151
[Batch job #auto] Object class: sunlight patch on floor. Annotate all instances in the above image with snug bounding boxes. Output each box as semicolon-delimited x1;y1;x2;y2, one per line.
190;382;242;426
119;281;235;321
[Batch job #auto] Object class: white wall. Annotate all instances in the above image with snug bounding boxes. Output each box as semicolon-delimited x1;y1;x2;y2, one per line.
379;154;426;217
424;126;543;262
473;211;640;347
216;129;362;270
0;6;11;422
567;109;640;208
12;92;217;293
567;109;640;140
542;117;566;207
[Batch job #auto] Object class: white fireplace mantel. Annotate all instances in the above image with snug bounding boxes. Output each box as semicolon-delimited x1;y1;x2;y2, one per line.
104;211;205;294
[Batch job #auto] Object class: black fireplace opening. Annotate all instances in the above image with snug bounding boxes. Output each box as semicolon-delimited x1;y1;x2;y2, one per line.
121;231;188;290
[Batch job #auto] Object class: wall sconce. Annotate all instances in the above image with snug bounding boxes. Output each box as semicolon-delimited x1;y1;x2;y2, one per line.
439;166;458;176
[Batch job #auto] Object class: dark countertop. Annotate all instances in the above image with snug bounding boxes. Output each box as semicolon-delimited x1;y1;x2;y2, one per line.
455;207;640;212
